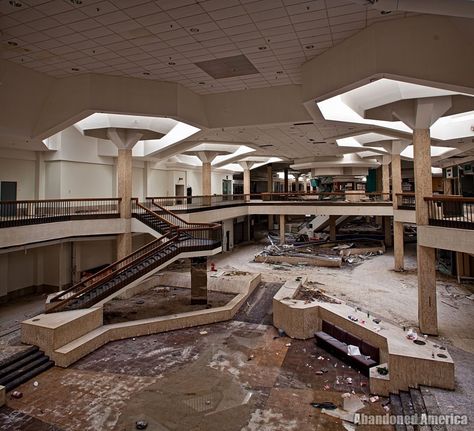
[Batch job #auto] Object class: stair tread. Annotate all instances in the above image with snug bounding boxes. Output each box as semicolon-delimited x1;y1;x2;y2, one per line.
409;388;431;431
5;360;54;392
0;350;44;379
0;346;39;370
389;394;407;431
0;356;50;386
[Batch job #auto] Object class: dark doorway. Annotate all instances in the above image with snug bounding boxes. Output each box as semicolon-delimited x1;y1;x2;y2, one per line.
226;230;230;251
0;181;17;216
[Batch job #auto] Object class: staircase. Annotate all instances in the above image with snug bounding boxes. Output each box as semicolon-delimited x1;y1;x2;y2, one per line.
46;200;221;313
0;346;54;392
389;388;447;431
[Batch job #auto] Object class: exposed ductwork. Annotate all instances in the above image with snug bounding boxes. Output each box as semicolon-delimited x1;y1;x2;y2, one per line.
353;0;474;18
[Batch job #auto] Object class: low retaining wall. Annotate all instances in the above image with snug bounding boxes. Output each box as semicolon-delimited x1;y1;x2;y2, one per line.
272;279;455;395
21;272;261;368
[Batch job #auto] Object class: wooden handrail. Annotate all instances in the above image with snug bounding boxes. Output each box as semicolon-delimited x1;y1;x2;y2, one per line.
0;198;121;204
424;195;474;203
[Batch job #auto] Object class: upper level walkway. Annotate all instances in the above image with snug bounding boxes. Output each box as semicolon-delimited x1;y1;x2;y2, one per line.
1;193;473;250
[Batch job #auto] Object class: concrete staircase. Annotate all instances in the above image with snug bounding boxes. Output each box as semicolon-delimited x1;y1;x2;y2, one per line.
389;388;447;431
0;346;54;392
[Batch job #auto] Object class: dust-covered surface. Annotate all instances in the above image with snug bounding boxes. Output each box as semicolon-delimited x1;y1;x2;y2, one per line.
2;321;391;431
103;286;236;324
2;242;474;430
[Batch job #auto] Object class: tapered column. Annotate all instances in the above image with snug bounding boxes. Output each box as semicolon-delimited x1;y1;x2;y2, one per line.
117;148;133;259
267;165;273;193
191;256;207;304
329;215;337;241
392;153;404;271
239;161;255;202
279;214;285;245
382;158;390;200
414;129;438;335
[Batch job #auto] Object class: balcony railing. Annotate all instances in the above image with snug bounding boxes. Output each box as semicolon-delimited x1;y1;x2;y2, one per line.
396;193;416;210
426;196;474;230
0;198;121;228
147;192;391;211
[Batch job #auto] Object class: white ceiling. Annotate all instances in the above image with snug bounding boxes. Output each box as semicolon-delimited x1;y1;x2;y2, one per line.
1;0;410;94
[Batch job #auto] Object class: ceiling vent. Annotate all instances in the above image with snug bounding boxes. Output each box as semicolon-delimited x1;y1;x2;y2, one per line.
195;54;259;79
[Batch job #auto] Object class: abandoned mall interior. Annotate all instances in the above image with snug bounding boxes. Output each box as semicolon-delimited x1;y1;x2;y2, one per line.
0;0;474;430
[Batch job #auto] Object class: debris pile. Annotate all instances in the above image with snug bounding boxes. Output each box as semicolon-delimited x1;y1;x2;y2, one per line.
294;285;341;304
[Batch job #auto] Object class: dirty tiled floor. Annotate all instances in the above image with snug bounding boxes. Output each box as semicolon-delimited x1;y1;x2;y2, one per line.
0;320;392;431
0;282;394;430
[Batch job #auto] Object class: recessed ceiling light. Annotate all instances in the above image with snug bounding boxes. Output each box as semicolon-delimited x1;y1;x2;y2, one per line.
71;67;80;71
7;41;18;46
189;28;199;33
168;61;176;65
305;44;314;49
9;1;22;7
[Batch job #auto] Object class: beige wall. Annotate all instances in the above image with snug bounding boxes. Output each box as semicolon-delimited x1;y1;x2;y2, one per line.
0;156;36;200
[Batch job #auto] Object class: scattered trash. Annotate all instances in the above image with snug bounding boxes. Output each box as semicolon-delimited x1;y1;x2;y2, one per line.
347;345;361;357
199;330;208;335
315;371;324;375
373;318;381;324
317;356;325;360
320;367;328;374
383;405;390;412
135;420;148;430
278;328;286;337
135;299;145;305
285;343;292;347
132;338;136;341
406;328;417;341
33;381;39;387
323;384;331;390
348;315;358;322
342;393;365;412
11;391;22;399
311;402;337;410
206;400;211;405
377;366;389;375
345;377;353;385
369;396;379;403
248;354;255;361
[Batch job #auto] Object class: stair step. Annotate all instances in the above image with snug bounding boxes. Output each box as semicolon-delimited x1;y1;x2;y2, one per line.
399;391;415;431
0;346;39;370
0;355;50;387
0;350;45;379
389;393;407;431
4;360;54;392
420;387;448;431
409;389;431;431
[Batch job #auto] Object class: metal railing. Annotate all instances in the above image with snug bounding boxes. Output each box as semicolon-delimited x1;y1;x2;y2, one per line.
0;198;121;228
396;193;416;210
426;196;474;230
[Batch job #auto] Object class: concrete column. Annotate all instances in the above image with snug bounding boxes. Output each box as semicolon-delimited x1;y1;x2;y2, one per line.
383;216;392;247
191;256;207;304
71;242;82;284
329;215;337;241
117;148;133;259
243;169;250;201
413;128;437;335
202;161;212;197
382;159;390;200
267;165;273;193
35;152;45;200
284;169;289;193
443;178;452;195
268;215;274;231
0;255;8;298
392;153;404;271
279;214;285;245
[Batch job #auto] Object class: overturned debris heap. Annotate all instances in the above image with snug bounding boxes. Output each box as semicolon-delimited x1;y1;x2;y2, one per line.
254;239;385;268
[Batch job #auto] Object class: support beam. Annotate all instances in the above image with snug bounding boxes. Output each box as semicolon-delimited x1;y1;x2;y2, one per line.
279;214;285;245
329;215;337;242
413;128;437;335
392;152;404;271
191;256;207;304
239;161;254;202
117;148;133;259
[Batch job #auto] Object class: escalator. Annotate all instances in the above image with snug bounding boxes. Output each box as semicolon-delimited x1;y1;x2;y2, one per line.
46;201;221;313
